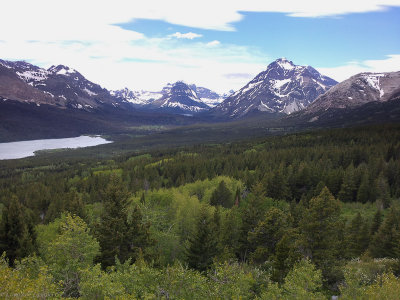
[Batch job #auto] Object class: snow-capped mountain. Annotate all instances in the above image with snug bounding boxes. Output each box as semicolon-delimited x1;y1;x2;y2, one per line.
113;82;226;113
0;59;121;110
213;58;337;118
189;84;225;108
111;88;163;106
149;81;210;114
306;71;400;114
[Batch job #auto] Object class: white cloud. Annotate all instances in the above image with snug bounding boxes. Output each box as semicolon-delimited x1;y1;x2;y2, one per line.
1;0;400;93
168;32;203;39
316;55;400;82
206;40;221;47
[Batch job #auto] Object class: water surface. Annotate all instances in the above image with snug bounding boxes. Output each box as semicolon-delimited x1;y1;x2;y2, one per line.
0;136;112;160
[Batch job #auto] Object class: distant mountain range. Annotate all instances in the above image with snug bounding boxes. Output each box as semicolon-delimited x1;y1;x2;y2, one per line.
0;57;399;141
111;82;229;113
0;59;226;115
212;58;338;117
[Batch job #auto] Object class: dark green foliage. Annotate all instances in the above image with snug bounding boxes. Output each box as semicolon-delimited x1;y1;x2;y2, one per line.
299;187;342;284
0;196;36;265
345;212;370;258
209;180;233;208
375;172;391;209
338;163;357;202
248;207;289;264
271;228;301;283
357;172;372;203
95;174;152;268
0;124;400;295
368;207;400;258
370;209;383;236
237;182;267;261
186;207;217;271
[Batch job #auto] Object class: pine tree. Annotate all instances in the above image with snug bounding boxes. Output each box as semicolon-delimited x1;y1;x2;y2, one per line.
345;212;369;258
357;173;371;203
375;172;391;209
209;180;233;208
271;228;301;283
267;165;290;201
368;207;400;258
299;187;341;284
248;207;289;264
186;207;217;271
237;182;266;261
338;163;357;202
96;174;152;269
0;196;35;266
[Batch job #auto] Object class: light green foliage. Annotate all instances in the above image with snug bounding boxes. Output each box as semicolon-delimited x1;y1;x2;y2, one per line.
79;264;126;299
39;214;100;297
0;253;62;299
364;273;400;299
261;259;324;300
209;262;268;299
132;176;242;266
340;258;399;299
177;176;243;204
92;168;123;177
340;201;378;224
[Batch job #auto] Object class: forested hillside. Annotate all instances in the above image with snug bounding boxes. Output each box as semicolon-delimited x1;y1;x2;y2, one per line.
1;124;400;298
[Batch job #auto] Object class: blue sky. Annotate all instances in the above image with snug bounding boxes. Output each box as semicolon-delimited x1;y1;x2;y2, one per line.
120;8;400;68
1;0;400;93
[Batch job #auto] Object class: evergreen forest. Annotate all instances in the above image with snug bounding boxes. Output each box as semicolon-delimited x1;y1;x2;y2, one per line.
1;124;400;299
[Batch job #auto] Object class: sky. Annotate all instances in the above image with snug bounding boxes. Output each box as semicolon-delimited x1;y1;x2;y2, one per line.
1;0;400;94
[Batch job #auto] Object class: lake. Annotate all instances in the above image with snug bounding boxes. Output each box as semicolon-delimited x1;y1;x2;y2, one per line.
0;136;112;160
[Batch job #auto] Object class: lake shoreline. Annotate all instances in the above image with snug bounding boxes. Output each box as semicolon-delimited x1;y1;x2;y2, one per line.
0;135;112;160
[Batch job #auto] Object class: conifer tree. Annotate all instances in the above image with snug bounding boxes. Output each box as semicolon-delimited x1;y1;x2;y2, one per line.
248;207;289;264
375;172;391;209
209;180;233;208
368;207;400;258
357;173;371;203
237;182;266;261
338;163;357;202
271;228;301;283
186;206;217;271
0;196;35;266
345;212;369;258
299;187;341;283
96;174;152;269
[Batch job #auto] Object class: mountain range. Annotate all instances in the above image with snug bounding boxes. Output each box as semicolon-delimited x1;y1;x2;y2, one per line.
0;57;399;141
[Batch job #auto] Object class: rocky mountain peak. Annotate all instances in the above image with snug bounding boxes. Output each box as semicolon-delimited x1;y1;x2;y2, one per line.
213;58;338;118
